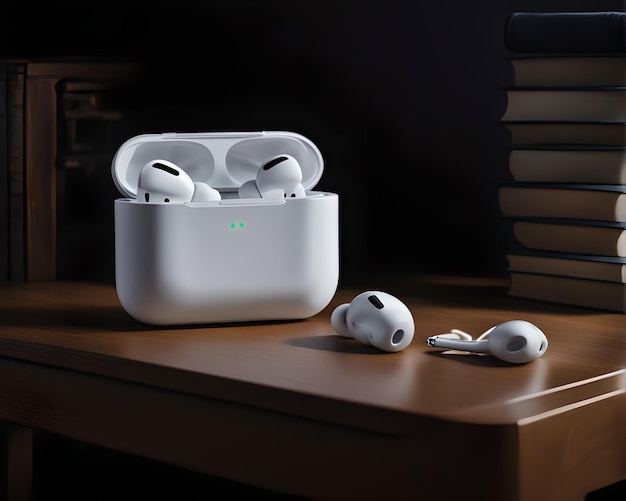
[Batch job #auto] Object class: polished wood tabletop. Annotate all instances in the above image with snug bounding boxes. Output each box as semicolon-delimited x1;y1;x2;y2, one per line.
0;274;625;500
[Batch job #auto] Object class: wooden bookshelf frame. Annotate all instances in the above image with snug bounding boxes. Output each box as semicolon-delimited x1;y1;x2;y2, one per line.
4;60;138;281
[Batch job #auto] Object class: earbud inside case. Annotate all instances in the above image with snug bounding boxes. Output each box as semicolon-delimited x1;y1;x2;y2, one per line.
111;131;339;325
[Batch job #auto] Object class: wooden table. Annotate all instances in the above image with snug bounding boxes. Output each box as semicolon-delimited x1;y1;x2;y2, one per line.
0;275;625;500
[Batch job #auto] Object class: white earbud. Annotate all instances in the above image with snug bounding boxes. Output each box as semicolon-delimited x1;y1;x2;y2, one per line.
238;154;305;199
427;320;548;364
331;291;415;352
137;159;220;203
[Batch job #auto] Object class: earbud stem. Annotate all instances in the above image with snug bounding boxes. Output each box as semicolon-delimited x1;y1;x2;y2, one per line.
426;336;491;353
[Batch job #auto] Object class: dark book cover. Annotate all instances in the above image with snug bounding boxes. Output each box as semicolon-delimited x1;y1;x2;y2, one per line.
501;120;626;147
505;12;626;53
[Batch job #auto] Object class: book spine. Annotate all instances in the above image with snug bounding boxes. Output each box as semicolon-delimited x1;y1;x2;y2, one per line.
0;62;25;283
505;12;626;53
7;63;25;282
0;64;7;283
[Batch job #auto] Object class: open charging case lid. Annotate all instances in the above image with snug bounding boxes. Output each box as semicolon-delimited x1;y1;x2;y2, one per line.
111;130;324;198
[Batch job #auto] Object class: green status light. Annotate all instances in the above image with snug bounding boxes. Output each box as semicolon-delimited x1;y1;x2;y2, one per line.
230;222;245;229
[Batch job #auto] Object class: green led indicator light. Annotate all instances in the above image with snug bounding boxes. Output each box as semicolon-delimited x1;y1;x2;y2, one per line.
230;223;235;229
239;222;244;228
230;222;245;229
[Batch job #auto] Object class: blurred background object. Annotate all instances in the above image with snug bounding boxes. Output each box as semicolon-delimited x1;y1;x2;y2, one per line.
1;0;623;284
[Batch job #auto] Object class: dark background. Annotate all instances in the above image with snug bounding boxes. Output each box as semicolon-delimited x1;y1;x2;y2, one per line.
1;0;624;286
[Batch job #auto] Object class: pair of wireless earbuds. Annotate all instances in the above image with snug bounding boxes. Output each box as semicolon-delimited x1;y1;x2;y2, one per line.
331;291;548;363
137;154;305;203
140;154;548;364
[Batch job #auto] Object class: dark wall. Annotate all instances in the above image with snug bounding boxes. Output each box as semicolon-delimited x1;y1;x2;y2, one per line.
1;0;624;283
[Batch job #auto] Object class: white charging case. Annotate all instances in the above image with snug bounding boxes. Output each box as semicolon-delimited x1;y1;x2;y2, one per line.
111;131;339;325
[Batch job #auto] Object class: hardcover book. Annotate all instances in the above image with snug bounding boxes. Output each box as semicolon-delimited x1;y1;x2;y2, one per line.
508;146;626;184
511;218;626;257
499;184;626;222
501;88;626;122
508;272;626;313
507;250;626;283
508;55;626;88
505;11;626;54
502;121;626;147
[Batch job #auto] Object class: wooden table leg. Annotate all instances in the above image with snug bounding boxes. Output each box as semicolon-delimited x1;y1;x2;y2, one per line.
1;422;33;501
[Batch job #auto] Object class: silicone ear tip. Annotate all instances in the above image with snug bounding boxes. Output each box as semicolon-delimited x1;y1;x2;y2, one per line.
192;182;221;201
331;303;352;338
239;179;261;198
371;326;414;353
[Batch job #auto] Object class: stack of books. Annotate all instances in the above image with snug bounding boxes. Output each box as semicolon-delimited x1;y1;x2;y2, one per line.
499;11;626;312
